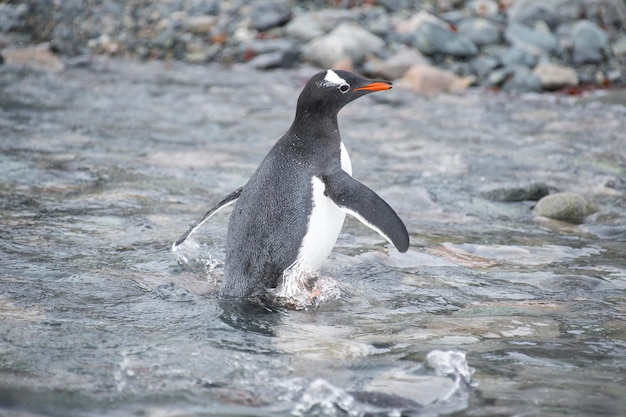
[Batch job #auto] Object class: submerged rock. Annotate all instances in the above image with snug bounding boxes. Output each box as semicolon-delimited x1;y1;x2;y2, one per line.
482;182;550;201
534;192;598;223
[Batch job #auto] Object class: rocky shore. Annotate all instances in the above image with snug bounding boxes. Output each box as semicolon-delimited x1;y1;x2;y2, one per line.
1;0;625;93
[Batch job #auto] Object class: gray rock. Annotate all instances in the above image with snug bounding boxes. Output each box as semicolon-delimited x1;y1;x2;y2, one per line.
507;0;559;29
612;35;626;57
302;23;385;69
247;50;298;69
501;45;539;68
483;66;513;87
185;15;217;34
250;0;292;31
571;20;609;64
467;0;499;18
240;38;295;57
482;182;550;201
364;48;430;80
470;55;500;78
533;62;579;89
534;192;598;223
502;66;542;92
0;3;28;32
457;18;501;47
284;14;325;42
408;21;478;58
504;22;559;54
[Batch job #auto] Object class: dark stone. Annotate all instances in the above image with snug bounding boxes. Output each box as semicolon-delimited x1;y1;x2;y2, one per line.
250;0;292;31
247;49;299;69
482;182;550;201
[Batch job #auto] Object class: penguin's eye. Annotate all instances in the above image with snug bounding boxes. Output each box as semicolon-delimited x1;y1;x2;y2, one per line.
338;83;350;93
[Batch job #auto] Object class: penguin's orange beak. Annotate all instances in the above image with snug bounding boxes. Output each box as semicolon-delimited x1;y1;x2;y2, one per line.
354;81;393;92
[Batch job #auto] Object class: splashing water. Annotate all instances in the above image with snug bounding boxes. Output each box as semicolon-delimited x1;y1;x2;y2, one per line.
172;235;222;272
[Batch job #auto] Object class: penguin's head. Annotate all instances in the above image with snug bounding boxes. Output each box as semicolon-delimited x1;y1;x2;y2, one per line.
295;69;392;119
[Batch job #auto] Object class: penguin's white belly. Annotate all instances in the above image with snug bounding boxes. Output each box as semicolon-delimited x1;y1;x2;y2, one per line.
295;142;352;271
296;177;346;271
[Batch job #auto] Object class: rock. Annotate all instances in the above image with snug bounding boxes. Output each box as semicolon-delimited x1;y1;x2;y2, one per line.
363;48;429;80
571;20;609;64
470;56;500;78
240;38;295;57
395;10;450;35
241;39;298;69
501;45;539;68
502;66;542;92
1;45;65;73
302;23;385;69
284;14;325;41
612;35;626;57
250;0;292;31
457;18;501;47
467;0;500;17
247;50;298;69
398;64;474;94
483;66;513;87
534;192;598;223
481;182;550;201
504;22;559;54
0;3;27;32
507;0;559;29
533;62;579;89
408;21;479;58
184;15;217;34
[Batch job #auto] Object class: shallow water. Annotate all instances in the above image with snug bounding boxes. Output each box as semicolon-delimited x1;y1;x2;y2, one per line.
1;58;625;417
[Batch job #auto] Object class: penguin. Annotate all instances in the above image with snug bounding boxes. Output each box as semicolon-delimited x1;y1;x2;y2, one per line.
173;69;409;299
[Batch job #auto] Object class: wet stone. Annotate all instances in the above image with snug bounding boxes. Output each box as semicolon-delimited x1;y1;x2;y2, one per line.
534;192;599;223
481;182;550;202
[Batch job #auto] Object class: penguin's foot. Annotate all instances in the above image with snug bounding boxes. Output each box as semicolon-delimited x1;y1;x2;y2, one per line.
271;264;343;310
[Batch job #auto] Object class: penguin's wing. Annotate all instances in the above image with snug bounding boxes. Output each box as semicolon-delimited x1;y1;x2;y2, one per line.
172;186;243;248
321;172;409;252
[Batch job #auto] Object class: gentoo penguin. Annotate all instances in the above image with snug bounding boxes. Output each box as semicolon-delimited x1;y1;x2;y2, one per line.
173;69;409;299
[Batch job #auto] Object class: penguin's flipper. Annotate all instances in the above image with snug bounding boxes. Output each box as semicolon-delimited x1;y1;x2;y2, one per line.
173;186;244;248
321;172;409;252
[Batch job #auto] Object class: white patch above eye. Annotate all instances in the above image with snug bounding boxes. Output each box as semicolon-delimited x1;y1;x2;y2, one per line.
323;69;347;87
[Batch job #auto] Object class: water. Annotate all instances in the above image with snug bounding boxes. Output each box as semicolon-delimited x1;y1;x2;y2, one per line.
1;57;625;416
